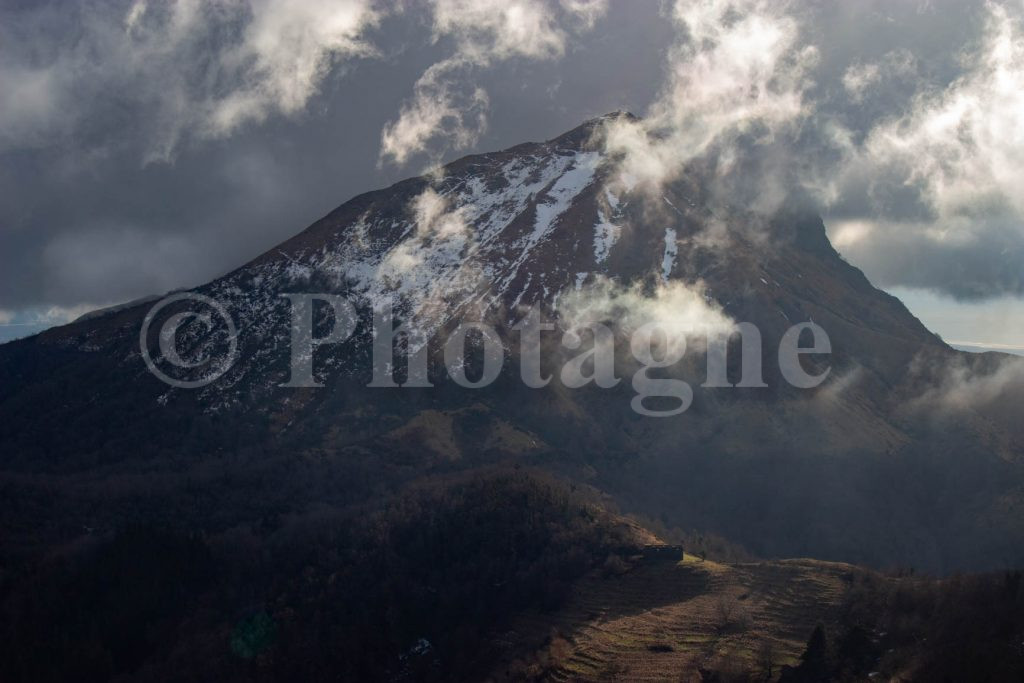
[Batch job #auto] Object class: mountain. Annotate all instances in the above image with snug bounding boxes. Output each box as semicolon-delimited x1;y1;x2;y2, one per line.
5;115;1024;563
1;115;1023;575
2;114;1024;681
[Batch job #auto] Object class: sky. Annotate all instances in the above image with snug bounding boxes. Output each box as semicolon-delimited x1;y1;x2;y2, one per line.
0;0;1022;348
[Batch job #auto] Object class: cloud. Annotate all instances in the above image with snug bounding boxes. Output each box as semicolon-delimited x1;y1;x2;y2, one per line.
200;0;381;136
379;0;608;166
0;0;380;163
431;0;577;62
0;66;64;150
0;304;109;341
380;66;490;167
556;275;735;347
841;49;917;103
411;187;471;239
911;353;1024;415
38;304;102;326
821;2;1024;299
601;0;816;201
41;224;203;304
591;0;1024;301
2;0;1023;326
826;217;1024;300
376;186;473;282
375;187;476;307
861;3;1024;219
557;0;609;30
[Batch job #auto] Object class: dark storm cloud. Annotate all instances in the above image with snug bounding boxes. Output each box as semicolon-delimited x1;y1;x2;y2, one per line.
832;218;1024;300
0;0;1022;329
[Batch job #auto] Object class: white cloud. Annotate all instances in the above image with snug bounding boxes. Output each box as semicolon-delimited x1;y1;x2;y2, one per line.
828;219;875;249
852;3;1024;218
201;0;381;138
411;187;471;239
380;64;490;167
592;0;1024;300
601;0;816;195
379;0;608;166
0;0;381;162
432;0;572;62
841;62;882;99
377;187;472;283
558;0;608;30
824;1;1024;297
841;49;916;102
911;354;1024;414
556;275;735;347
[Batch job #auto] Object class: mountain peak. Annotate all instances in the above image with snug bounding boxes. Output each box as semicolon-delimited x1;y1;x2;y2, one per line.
543;111;638;148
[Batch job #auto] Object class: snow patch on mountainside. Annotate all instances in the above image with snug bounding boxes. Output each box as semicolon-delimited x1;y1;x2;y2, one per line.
662;228;678;281
495;150;600;294
593;209;620;264
531;151;600;247
198;147;609;388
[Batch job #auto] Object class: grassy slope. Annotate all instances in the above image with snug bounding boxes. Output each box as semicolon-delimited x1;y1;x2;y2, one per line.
495;555;860;681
